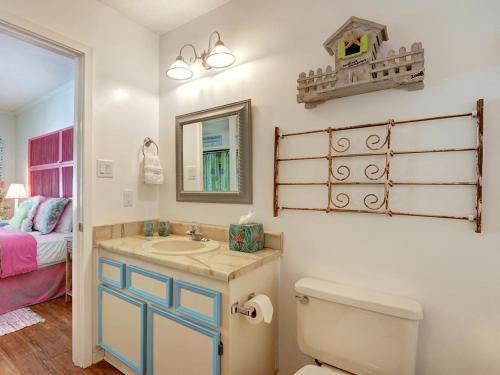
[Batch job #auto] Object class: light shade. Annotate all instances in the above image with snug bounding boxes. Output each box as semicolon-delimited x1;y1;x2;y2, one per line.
205;41;236;68
6;184;27;199
166;56;193;80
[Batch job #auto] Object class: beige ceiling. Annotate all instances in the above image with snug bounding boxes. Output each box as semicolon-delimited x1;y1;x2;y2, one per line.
98;0;232;35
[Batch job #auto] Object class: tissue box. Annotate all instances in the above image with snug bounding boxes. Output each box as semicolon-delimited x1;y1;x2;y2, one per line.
229;223;264;252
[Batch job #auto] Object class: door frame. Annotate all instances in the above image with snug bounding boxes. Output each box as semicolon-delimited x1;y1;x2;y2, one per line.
0;9;94;367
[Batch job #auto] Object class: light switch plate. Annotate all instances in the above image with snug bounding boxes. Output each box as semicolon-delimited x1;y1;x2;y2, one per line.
123;190;133;207
97;159;113;178
187;166;198;181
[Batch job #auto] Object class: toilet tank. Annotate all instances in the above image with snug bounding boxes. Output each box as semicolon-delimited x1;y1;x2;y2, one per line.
295;278;423;375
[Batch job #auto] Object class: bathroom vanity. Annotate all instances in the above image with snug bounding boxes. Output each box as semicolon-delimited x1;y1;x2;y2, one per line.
94;222;282;375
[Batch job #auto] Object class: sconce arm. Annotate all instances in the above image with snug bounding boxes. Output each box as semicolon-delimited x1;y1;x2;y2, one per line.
207;31;222;53
179;43;200;63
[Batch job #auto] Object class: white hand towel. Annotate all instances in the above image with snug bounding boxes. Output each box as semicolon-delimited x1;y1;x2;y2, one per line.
143;149;164;185
144;154;161;167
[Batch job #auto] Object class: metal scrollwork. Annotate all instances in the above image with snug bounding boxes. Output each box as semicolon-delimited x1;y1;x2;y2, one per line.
364;164;387;181
365;132;389;151
331;193;350;208
272;102;482;233
363;193;386;210
332;137;351;153
332;165;350;181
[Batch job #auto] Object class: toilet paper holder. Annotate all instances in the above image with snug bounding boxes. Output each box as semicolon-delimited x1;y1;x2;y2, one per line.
231;293;257;318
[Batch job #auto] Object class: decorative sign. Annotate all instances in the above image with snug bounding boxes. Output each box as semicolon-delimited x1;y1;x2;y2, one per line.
410;70;424;80
342;58;368;69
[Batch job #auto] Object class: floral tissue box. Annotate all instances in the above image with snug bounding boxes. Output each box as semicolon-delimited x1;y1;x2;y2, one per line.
229;223;264;252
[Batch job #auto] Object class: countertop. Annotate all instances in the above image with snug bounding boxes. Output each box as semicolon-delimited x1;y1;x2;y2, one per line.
98;235;281;282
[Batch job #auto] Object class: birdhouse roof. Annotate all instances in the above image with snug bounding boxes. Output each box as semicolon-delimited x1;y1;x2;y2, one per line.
323;16;389;56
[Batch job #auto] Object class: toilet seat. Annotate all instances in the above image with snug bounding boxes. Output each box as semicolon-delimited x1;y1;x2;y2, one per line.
294;364;351;375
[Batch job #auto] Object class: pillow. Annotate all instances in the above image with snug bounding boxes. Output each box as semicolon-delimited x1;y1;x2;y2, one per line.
54;200;73;233
20;196;44;232
8;201;34;230
21;219;34;232
33;198;69;234
26;196;43;221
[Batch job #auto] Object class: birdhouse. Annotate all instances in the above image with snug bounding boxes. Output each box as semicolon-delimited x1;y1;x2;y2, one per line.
297;17;424;108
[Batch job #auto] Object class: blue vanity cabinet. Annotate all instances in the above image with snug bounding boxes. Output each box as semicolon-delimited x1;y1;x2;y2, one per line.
95;248;279;375
98;285;147;374
148;305;221;375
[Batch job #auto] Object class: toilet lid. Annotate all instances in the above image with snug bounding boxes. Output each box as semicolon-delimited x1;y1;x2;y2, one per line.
295;364;351;375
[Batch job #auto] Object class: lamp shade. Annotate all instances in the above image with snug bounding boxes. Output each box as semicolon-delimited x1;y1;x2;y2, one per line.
6;184;27;199
166;56;193;80
206;41;236;68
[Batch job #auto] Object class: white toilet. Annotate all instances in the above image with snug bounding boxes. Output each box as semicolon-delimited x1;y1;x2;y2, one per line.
294;278;424;375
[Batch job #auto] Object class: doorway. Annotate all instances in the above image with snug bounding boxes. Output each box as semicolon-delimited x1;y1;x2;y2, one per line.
0;13;93;369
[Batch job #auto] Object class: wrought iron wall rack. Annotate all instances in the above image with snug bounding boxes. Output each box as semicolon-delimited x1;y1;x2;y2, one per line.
273;99;484;233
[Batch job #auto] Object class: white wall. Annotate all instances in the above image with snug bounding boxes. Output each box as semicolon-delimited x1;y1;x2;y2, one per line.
182;122;203;191
0;111;16;188
159;1;500;374
0;0;160;225
15;82;75;186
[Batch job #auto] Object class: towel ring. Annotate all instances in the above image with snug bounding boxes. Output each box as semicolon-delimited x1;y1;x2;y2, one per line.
143;137;159;156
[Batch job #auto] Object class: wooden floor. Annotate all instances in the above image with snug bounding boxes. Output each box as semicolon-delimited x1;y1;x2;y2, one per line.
0;298;122;375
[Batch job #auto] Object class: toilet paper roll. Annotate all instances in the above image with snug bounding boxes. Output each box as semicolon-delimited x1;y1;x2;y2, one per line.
244;294;274;325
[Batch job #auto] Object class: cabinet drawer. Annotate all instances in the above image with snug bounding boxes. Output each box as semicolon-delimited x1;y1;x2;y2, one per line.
98;257;126;289
98;285;147;374
174;280;221;328
126;265;172;307
148;305;220;375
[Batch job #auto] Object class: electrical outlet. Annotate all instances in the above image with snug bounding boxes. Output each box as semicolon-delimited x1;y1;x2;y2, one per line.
97;159;113;178
123;190;133;207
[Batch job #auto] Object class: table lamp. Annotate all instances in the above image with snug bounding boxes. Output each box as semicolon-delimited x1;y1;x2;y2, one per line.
6;184;27;212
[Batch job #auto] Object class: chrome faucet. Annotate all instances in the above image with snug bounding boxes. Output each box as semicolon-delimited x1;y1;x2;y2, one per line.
186;223;208;241
186;222;198;236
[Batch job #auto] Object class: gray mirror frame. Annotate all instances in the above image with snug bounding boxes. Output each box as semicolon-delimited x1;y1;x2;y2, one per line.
176;99;252;204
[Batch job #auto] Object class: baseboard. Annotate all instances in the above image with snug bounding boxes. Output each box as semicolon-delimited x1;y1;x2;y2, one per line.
92;347;105;364
103;352;137;375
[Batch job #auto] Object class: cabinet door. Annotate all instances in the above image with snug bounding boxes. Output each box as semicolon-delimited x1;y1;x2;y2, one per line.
148;305;220;375
98;285;147;374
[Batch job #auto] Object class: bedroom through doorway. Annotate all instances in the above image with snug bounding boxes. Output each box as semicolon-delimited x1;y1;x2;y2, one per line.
0;29;83;368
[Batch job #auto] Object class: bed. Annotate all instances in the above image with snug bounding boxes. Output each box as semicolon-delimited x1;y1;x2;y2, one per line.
0;127;75;315
31;231;72;267
0;230;72;315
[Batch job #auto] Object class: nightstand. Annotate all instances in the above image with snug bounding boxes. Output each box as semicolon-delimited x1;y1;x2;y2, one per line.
65;238;73;302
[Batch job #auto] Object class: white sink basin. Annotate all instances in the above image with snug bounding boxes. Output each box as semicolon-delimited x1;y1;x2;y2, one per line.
142;237;220;256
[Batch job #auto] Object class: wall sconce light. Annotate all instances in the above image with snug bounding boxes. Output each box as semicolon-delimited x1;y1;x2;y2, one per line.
166;31;236;80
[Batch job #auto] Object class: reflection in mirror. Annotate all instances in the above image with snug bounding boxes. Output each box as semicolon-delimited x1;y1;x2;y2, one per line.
182;115;239;192
176;99;251;204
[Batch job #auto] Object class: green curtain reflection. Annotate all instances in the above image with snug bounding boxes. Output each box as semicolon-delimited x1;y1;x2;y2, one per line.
203;150;230;192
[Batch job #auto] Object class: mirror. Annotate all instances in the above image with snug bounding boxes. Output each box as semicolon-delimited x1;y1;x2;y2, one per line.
182;115;239;192
176;100;252;203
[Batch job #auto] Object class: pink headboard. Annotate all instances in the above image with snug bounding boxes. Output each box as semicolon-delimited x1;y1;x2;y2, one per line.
28;126;74;198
